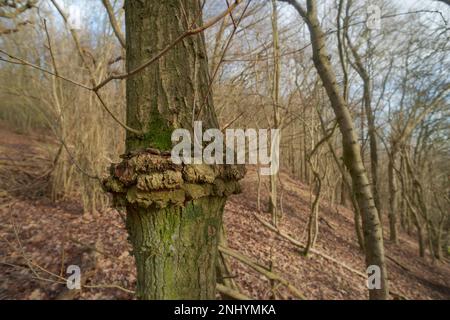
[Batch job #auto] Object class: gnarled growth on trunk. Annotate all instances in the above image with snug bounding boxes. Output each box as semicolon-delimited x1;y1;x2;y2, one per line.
104;152;244;299
104;0;244;299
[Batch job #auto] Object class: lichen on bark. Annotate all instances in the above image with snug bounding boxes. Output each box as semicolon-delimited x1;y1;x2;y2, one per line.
103;150;245;299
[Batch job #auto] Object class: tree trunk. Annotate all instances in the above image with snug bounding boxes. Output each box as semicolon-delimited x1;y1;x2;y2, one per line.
269;0;281;226
283;0;389;299
344;25;381;220
126;198;226;299
340;177;348;207
120;0;238;299
417;223;426;258
363;79;381;218
388;153;398;243
304;165;321;256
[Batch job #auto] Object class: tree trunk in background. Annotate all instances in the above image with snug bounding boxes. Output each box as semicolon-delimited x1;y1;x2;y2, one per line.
282;0;389;299
345;24;381;221
365;86;381;218
269;0;280;226
340;178;348;207
123;0;230;299
388;147;399;243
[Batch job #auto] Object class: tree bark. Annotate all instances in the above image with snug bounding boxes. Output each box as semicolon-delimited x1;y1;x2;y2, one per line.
121;0;237;299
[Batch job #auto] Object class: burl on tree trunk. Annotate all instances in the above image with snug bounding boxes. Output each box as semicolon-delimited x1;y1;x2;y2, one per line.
104;151;245;299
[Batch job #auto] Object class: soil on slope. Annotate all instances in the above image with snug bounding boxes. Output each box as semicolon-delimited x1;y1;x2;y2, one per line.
0;125;449;300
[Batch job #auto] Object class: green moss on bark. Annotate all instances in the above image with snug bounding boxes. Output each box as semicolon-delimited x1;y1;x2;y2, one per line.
143;110;173;150
127;110;173;152
126;196;226;299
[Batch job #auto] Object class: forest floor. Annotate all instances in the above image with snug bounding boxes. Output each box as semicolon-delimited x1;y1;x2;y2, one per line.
0;124;449;300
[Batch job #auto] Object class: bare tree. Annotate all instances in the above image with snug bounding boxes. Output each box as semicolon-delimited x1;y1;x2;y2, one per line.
279;0;389;299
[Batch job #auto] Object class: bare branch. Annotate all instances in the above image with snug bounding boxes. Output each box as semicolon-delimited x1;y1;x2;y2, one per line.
94;0;244;91
101;0;126;49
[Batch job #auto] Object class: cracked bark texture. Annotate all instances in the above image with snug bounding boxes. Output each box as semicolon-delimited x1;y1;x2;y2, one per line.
125;0;219;152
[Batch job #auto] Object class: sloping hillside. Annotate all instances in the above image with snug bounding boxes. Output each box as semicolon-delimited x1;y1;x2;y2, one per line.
225;168;450;299
1;126;449;300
